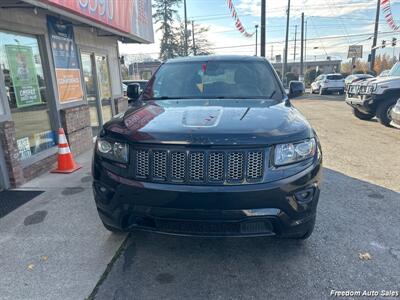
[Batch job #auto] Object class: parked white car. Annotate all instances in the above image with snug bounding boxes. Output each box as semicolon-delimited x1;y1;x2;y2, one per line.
311;74;345;95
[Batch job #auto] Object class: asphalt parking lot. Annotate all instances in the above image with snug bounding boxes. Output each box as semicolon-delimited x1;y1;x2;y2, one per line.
91;93;400;300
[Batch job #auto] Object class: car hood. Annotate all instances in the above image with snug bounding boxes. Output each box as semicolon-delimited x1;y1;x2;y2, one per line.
104;99;314;145
358;76;399;86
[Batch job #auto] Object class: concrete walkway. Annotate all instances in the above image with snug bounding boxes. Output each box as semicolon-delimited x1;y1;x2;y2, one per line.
0;151;126;300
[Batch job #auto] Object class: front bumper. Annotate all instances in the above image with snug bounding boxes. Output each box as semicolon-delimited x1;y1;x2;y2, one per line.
345;94;375;114
323;87;344;92
391;106;400;125
92;156;322;237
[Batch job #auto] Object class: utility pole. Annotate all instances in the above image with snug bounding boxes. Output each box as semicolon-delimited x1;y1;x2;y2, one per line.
370;0;380;72
305;20;308;71
260;0;266;57
255;25;259;56
300;13;305;78
283;0;291;84
271;45;274;60
293;24;298;61
192;21;196;56
184;0;188;56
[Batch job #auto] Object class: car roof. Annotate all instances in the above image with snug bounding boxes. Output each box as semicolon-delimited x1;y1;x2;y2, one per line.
165;55;267;64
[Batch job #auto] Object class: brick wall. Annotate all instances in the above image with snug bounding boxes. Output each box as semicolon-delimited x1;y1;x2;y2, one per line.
114;97;128;114
23;153;57;182
60;105;93;156
0;121;24;187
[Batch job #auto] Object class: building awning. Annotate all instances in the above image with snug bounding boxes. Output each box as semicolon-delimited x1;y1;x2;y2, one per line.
21;0;154;44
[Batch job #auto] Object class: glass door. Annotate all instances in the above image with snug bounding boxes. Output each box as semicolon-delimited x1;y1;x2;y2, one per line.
95;55;112;123
80;52;113;137
81;52;101;136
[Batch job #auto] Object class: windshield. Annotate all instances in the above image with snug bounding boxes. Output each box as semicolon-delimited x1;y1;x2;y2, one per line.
141;60;283;101
327;75;343;80
388;62;400;76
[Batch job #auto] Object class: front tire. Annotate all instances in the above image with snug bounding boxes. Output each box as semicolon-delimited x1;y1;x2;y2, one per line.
352;108;375;120
376;101;395;127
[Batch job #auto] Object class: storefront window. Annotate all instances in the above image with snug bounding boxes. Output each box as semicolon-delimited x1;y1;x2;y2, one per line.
0;31;56;161
95;55;112;123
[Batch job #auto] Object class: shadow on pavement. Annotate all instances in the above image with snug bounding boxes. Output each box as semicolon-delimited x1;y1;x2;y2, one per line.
93;168;400;300
297;93;346;102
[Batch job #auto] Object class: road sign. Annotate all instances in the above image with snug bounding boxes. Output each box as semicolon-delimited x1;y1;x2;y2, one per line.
348;45;363;59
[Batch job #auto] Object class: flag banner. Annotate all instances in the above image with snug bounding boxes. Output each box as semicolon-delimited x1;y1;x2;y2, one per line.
381;0;400;31
226;0;255;38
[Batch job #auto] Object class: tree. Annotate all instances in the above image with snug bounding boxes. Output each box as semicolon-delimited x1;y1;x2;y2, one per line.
374;54;396;75
153;0;181;61
285;72;298;83
341;59;369;74
304;68;321;86
176;20;213;56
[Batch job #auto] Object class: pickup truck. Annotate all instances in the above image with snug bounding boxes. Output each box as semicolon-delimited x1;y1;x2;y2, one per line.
345;62;400;127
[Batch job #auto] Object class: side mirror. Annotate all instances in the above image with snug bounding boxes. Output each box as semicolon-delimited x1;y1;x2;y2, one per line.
288;80;305;99
127;83;140;100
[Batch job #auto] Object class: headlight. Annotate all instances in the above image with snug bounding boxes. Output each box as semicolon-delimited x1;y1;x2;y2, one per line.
97;139;129;163
274;138;316;166
367;84;377;94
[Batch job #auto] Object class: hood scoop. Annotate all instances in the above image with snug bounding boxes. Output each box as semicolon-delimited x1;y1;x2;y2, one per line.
182;107;223;127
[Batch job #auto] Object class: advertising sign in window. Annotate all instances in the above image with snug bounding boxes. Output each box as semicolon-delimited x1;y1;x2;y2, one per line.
4;45;42;108
47;16;84;103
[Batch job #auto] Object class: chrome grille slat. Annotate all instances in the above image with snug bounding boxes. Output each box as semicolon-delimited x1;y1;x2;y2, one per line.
227;152;244;182
136;150;150;178
208;152;225;181
153;150;167;180
171;151;186;181
189;152;205;181
247;151;264;180
134;148;264;185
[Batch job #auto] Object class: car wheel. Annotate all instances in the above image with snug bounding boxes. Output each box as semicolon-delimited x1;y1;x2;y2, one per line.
376;101;395;127
352;108;375;120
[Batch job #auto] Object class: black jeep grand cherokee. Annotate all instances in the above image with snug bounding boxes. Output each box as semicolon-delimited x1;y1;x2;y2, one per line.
92;56;322;239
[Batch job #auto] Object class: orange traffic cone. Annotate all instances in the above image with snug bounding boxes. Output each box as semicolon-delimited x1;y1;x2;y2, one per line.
51;128;82;174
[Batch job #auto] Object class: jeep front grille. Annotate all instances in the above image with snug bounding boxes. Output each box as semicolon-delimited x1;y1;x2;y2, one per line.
132;147;265;185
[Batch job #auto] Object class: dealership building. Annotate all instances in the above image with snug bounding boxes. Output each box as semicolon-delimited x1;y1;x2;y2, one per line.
0;0;154;189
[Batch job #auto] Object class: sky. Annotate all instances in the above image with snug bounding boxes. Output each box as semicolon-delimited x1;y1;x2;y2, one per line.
119;0;400;64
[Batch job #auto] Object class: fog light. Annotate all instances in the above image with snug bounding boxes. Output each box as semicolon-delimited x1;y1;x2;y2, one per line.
295;188;315;203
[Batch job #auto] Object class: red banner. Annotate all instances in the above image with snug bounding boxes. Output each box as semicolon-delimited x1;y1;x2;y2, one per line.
41;0;154;42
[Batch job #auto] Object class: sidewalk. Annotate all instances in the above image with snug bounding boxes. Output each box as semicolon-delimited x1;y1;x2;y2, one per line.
0;151;126;300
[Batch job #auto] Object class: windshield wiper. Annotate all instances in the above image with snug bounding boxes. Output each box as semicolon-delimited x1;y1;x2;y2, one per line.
268;91;276;98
